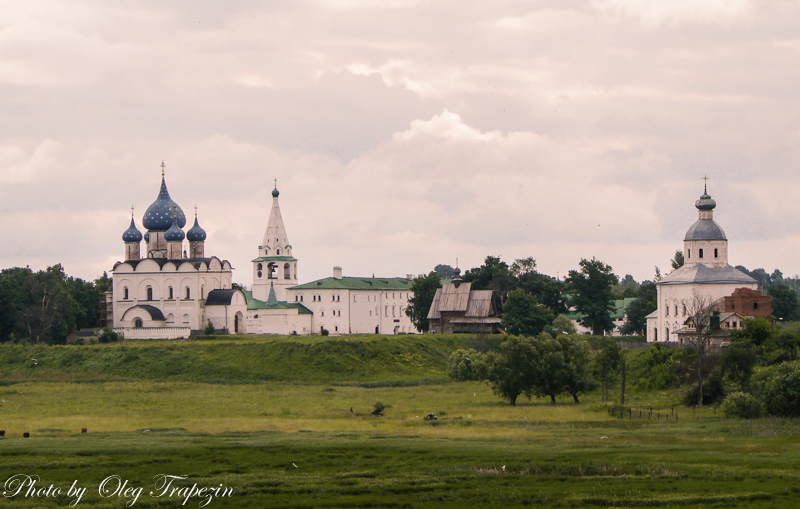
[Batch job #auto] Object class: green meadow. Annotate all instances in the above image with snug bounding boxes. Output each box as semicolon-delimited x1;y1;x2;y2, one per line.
1;334;800;508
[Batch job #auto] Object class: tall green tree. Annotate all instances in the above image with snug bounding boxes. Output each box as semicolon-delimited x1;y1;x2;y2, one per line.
769;283;800;322
501;289;555;337
593;338;622;402
462;256;516;312
512;257;568;315
671;250;684;270
478;335;542;406
405;272;441;332
433;264;455;279
566;258;619;336
620;281;657;335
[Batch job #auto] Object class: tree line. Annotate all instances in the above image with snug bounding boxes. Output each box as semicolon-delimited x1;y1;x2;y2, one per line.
0;265;110;344
407;254;800;337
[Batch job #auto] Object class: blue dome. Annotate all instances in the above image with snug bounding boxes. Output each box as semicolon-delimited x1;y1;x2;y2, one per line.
144;231;150;242
164;215;185;241
143;176;186;231
122;217;143;242
186;217;207;242
695;191;716;211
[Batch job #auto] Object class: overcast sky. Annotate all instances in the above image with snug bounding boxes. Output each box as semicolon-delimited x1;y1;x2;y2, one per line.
2;0;800;286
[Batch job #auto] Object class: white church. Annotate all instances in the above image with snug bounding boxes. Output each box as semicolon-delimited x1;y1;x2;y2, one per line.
646;184;759;342
111;166;414;338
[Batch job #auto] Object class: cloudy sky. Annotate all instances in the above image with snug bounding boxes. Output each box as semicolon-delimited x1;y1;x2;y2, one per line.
2;0;800;286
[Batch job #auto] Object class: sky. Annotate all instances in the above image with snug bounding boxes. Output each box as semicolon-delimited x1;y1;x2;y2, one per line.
2;0;800;287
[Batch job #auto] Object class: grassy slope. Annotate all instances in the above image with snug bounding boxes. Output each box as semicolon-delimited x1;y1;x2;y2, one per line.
0;334;501;384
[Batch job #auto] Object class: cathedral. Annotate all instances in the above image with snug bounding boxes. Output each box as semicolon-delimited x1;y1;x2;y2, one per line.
646;184;759;342
111;163;246;339
111;165;414;338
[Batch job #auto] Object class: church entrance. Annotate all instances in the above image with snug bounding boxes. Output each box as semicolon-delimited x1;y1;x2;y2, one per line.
234;314;239;333
375;325;379;334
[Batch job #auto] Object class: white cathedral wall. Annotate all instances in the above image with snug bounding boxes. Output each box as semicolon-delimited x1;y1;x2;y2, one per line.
650;281;758;342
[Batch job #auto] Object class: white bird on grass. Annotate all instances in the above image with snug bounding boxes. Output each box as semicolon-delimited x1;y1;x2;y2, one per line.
292;463;298;468
501;466;506;471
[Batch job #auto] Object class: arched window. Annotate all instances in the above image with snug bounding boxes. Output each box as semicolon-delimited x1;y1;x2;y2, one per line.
665;304;669;317
185;287;191;299
146;286;153;301
295;296;298;302
257;263;263;270
665;327;670;341
134;318;143;328
168;287;173;299
754;302;759;310
267;262;276;279
714;248;718;258
201;286;205;299
300;295;303;302
277;249;281;255
699;248;704;259
123;287;129;300
284;263;290;279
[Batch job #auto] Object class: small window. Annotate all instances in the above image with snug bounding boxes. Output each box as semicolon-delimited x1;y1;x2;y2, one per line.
185;287;191;299
258;271;262;278
201;286;204;300
754;302;759;310
337;295;340;302
332;295;335;302
335;326;338;332
295;296;298;302
732;302;735;309
665;304;669;317
123;287;129;300
300;295;303;302
277;249;281;255
134;318;143;328
714;248;718;258
146;286;153;301
687;249;690;258
284;263;290;279
354;295;357;302
683;305;686;316
321;311;324;317
257;263;263;271
699;248;704;258
168;287;173;299
674;305;678;316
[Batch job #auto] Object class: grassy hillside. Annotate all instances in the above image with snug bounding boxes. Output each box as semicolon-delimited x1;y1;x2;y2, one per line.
0;334;501;384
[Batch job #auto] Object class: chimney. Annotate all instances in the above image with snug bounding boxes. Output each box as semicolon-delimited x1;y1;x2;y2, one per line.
333;266;343;279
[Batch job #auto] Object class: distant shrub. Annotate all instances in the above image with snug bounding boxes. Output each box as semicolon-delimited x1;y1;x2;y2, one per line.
448;349;482;381
763;363;800;417
98;329;119;344
205;321;215;336
321;328;329;336
371;402;385;416
721;392;763;419
684;371;725;406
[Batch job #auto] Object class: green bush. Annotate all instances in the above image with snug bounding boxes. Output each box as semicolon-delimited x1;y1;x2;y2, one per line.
98;328;119;344
721;392;763;419
447;349;482;381
321;328;329;336
763;362;800;417
205;321;215;336
684;370;725;406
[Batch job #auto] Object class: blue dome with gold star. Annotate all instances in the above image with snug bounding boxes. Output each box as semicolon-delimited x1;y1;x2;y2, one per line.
164;215;185;241
143;175;186;231
186;216;207;242
122;217;143;242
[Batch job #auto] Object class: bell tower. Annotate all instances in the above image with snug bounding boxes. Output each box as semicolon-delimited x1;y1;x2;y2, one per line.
252;180;298;302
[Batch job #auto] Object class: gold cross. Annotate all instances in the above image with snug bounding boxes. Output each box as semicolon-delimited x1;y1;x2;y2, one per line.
161;161;166;177
274;178;277;188
131;205;134;218
702;174;709;193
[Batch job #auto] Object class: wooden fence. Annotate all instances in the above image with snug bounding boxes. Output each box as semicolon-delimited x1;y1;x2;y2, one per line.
609;405;679;422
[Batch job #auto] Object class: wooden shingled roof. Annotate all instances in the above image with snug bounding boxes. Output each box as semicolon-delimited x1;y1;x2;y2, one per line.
427;283;497;320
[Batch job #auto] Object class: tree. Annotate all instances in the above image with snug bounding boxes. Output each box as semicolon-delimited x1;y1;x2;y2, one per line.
670;250;684;270
620;281;656;336
566;258;619;336
769;283;800;322
735;317;775;351
501;289;555;337
556;334;594;403
550;314;577;335
462;256;516;312
593;338;622;402
447;349;482;381
479;335;542;405
763;363;800;417
719;341;758;391
683;293;720;407
433;264;455;279
405;272;441;332
775;322;800;360
515;265;568;315
531;333;571;404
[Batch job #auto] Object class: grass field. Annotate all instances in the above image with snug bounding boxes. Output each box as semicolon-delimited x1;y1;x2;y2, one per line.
1;334;799;508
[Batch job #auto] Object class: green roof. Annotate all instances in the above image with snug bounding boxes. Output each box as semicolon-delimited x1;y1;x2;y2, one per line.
252;256;297;262
567;298;637;321
242;290;312;314
290;276;413;291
